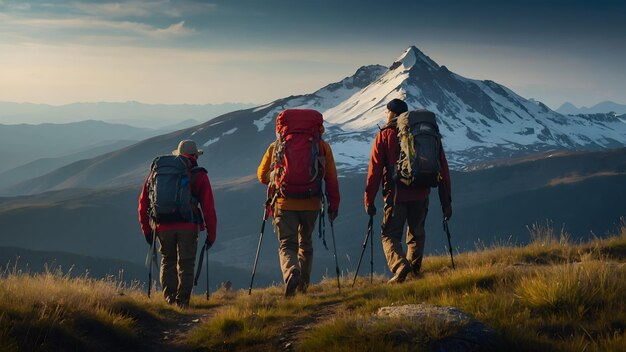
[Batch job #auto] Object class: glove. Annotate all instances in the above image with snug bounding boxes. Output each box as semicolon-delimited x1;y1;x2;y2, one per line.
366;204;377;216
328;210;338;223
443;205;452;220
144;233;153;246
207;239;214;250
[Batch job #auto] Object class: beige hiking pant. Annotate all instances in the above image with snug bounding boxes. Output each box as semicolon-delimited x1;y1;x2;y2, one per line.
381;198;429;275
157;229;198;305
274;209;319;287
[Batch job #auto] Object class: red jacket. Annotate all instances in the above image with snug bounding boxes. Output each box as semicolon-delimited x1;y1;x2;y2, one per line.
138;156;217;243
364;126;452;208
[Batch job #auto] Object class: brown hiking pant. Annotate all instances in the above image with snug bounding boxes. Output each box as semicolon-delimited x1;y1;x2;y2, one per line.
274;209;319;288
381;198;429;275
157;229;198;305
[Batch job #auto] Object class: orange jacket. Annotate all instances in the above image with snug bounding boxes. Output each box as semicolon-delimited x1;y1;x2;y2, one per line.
258;140;340;212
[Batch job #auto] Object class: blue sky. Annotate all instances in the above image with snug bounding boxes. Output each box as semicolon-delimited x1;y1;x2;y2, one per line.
0;0;624;109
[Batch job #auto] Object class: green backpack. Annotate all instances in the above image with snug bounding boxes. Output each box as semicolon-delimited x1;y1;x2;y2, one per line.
393;109;443;188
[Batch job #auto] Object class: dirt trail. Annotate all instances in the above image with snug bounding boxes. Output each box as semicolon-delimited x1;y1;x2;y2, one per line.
134;307;214;352
277;301;342;351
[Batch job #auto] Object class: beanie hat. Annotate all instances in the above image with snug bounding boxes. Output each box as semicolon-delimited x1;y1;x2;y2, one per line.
172;140;203;157
386;99;408;115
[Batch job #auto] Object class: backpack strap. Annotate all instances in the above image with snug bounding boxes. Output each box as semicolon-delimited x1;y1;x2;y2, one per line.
315;140;326;181
189;166;207;224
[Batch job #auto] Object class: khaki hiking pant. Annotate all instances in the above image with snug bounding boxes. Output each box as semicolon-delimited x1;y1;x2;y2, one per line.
274;209;319;289
157;229;198;305
381;198;429;275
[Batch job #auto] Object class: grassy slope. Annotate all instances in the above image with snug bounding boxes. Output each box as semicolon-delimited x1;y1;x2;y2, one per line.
1;221;625;352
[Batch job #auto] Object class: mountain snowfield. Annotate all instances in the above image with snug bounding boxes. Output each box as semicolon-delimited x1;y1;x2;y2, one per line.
195;46;626;171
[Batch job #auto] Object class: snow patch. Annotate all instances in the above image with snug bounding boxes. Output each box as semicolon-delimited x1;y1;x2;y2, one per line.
253;113;274;132
191;127;204;136
222;127;237;135
203;138;219;147
253;102;273;112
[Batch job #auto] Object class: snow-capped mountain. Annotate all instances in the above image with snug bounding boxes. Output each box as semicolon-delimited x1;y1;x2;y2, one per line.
4;46;626;195
245;46;626;170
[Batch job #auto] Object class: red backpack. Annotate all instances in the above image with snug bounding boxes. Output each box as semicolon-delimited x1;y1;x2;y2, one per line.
271;109;326;198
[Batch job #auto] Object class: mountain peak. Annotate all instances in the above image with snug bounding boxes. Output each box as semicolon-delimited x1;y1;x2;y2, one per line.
390;46;439;71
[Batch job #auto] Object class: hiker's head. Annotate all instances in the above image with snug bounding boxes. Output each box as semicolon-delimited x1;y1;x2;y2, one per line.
173;140;203;159
386;98;408;122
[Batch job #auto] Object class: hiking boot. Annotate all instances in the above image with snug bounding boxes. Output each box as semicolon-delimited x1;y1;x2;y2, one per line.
410;270;424;280
410;265;423;279
297;282;309;294
176;300;190;309
165;296;177;305
285;270;300;297
387;265;411;285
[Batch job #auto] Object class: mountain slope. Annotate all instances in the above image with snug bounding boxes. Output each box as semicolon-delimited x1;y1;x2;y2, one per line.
4;46;626;195
2;231;625;352
0;139;136;192
0;120;162;174
0;64;387;195
1;148;625;289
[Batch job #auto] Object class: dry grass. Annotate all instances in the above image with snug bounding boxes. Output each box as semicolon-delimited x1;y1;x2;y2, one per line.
2;218;626;351
0;267;176;352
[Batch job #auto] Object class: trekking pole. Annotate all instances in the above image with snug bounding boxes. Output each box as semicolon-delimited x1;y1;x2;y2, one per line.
443;219;456;269
352;215;373;287
248;207;268;295
194;236;210;300
319;201;329;250
329;219;341;292
205;243;209;300
369;220;374;285
146;229;158;297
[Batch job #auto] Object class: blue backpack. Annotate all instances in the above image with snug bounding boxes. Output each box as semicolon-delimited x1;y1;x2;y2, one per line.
147;155;205;224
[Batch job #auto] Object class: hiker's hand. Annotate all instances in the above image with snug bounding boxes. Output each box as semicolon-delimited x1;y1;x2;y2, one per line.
207;239;214;249
328;210;338;223
366;204;377;216
144;234;153;246
443;205;452;220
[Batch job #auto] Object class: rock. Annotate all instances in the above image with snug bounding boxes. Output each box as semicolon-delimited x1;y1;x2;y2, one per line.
374;304;501;352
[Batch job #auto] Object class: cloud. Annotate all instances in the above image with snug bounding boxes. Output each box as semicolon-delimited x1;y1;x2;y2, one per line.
7;2;31;11
155;21;193;36
0;1;206;43
72;1;217;18
4;16;195;38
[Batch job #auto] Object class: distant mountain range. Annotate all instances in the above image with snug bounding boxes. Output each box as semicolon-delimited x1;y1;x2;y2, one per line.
0;118;230;188
556;101;626;115
0;101;255;128
3;46;626;196
0;120;160;174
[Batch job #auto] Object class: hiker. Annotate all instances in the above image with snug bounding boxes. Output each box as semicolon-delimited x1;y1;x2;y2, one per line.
257;109;340;297
138;139;217;307
364;99;452;284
